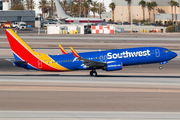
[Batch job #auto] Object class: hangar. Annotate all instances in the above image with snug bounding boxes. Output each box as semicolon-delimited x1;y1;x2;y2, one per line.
0;10;35;26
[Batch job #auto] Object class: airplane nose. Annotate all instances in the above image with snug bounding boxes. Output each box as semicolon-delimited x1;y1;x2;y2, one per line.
171;51;177;58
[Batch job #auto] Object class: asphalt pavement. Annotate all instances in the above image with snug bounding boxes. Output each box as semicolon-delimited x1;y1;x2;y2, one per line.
1;27;180;120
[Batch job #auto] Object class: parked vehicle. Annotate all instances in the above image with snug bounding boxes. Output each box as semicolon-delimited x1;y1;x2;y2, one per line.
122;22;131;25
150;23;157;26
43;21;57;27
17;22;26;30
162;24;168;27
3;21;12;28
117;22;122;25
136;23;143;26
108;22;118;24
11;22;19;28
95;22;109;26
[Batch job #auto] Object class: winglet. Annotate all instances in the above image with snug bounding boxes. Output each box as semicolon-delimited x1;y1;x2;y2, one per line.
70;47;80;58
58;44;67;54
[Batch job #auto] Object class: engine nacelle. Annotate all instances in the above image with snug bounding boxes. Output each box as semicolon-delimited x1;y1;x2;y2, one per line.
104;62;123;71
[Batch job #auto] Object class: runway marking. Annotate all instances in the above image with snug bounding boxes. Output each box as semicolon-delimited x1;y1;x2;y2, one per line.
0;111;180;119
1;85;180;93
2;36;180;41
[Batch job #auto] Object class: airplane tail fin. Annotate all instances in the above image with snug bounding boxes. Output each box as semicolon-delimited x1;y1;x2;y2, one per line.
5;29;70;71
5;29;36;61
55;0;70;19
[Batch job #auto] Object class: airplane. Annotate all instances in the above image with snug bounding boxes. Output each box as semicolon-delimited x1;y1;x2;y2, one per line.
5;29;177;76
55;0;104;25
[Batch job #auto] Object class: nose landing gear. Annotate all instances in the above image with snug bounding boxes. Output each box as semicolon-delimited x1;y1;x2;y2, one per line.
159;66;163;70
90;70;97;77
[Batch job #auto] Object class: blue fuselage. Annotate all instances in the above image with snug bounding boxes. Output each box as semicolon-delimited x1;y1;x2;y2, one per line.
48;47;177;71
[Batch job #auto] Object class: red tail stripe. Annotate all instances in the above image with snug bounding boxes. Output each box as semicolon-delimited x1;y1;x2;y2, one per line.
5;30;60;71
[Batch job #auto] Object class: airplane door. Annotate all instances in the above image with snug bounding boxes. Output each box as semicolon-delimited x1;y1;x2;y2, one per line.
99;55;107;63
155;49;160;57
104;55;107;63
38;60;42;68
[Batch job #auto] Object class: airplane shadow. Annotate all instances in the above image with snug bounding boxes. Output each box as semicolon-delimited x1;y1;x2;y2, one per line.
0;74;180;78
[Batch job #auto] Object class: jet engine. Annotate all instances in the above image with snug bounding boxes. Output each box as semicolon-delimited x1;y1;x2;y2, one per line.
103;62;123;71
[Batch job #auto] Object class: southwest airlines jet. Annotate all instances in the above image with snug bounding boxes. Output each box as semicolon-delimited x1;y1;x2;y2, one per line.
5;29;177;76
55;0;104;24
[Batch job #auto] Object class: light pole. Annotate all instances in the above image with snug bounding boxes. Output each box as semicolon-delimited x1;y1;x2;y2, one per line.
122;5;123;25
131;0;133;33
38;14;40;34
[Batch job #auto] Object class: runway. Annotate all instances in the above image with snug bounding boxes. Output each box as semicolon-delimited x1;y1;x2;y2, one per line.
0;57;180;112
1;75;180;111
1;28;180;119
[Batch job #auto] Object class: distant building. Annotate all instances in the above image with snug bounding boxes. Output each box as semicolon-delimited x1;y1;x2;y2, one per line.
0;0;2;10
0;0;24;10
0;11;35;26
102;0;180;24
3;0;11;10
0;0;11;10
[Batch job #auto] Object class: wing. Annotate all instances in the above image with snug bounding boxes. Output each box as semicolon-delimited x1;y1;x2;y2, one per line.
69;47;106;68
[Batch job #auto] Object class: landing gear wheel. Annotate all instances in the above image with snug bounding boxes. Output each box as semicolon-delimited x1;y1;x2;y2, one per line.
159;66;163;70
90;71;97;77
90;71;93;76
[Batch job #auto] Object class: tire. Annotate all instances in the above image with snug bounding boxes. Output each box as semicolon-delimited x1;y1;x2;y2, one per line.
90;71;93;76
90;71;97;77
159;66;163;70
92;71;97;76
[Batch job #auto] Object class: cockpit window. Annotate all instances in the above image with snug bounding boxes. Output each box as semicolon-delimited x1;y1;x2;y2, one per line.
164;50;170;52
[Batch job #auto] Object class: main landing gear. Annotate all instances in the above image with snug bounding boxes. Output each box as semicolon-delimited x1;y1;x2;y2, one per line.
90;70;97;77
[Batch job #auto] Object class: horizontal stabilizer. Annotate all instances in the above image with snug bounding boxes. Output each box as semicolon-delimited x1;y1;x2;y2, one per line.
5;59;27;63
